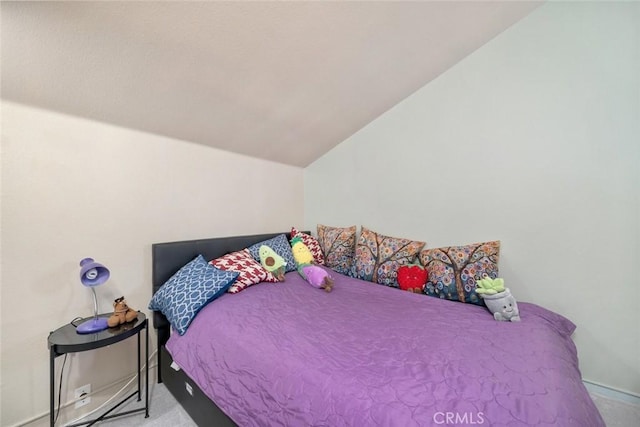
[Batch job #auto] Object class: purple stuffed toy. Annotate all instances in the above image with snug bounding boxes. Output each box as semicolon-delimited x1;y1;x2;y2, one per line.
291;236;333;292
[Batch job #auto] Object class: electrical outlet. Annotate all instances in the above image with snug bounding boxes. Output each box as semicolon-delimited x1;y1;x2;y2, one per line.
74;384;91;409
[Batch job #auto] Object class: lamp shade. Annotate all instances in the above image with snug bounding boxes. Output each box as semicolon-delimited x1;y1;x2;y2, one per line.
79;258;110;287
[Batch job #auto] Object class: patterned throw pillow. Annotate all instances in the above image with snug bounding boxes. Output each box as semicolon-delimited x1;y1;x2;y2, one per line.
148;255;238;335
353;227;425;287
247;234;296;273
210;249;278;293
419;241;500;305
291;227;324;265
316;224;356;276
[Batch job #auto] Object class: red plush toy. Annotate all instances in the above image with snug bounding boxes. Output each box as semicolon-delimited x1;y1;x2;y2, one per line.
397;263;428;293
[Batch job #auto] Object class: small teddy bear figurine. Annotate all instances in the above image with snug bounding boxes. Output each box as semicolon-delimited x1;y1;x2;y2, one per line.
107;296;138;327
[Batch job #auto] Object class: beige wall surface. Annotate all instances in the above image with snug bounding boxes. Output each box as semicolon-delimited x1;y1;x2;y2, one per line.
0;101;304;426
305;2;639;395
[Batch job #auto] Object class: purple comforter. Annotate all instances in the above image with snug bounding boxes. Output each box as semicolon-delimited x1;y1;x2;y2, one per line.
166;269;604;426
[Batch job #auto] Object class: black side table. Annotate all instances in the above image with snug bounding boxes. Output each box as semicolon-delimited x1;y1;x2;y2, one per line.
48;312;149;426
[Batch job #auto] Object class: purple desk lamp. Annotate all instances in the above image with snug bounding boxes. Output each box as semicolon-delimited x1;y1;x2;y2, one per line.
76;257;110;334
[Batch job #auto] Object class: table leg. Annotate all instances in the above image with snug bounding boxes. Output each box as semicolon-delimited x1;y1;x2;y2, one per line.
50;348;55;427
145;321;149;417
137;330;141;402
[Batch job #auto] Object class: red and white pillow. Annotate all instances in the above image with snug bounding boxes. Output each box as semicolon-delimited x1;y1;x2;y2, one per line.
210;249;278;293
291;227;325;265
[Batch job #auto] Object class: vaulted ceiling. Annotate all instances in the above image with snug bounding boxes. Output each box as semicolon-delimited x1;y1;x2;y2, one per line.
1;1;541;167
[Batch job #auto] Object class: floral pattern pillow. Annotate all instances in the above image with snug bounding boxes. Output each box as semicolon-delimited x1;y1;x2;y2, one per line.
353;227;425;287
317;224;356;276
210;249;278;294
419;241;500;305
291;227;324;265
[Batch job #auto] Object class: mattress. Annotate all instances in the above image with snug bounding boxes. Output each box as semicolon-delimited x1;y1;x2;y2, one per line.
166;268;604;426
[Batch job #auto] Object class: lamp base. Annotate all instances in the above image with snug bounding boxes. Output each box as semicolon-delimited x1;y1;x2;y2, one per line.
76;317;109;334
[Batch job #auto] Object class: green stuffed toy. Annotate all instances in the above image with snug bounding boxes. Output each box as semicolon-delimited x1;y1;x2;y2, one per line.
475;277;505;295
259;245;286;281
476;277;520;322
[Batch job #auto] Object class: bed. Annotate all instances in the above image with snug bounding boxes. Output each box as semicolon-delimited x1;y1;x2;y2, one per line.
151;232;604;426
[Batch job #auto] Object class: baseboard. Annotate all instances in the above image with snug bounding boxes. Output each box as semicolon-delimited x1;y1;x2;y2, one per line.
584;379;640;406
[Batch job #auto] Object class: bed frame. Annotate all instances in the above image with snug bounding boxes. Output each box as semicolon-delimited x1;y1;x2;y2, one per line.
151;232;298;426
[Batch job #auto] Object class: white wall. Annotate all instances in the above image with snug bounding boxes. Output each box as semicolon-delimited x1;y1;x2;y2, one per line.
0;101;304;426
305;2;639;395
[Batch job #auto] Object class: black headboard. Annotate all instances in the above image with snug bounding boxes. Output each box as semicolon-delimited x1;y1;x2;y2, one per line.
151;231;301;347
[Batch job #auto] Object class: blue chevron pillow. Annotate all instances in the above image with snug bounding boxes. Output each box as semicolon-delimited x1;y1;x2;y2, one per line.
149;255;238;335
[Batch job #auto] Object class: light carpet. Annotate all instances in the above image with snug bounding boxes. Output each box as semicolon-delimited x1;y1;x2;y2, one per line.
99;383;640;427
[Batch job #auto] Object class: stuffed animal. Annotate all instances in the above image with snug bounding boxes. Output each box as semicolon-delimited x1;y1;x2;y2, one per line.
107;296;138;327
476;278;520;322
475;277;505;295
291;236;333;292
397;263;428;293
259;245;286;281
